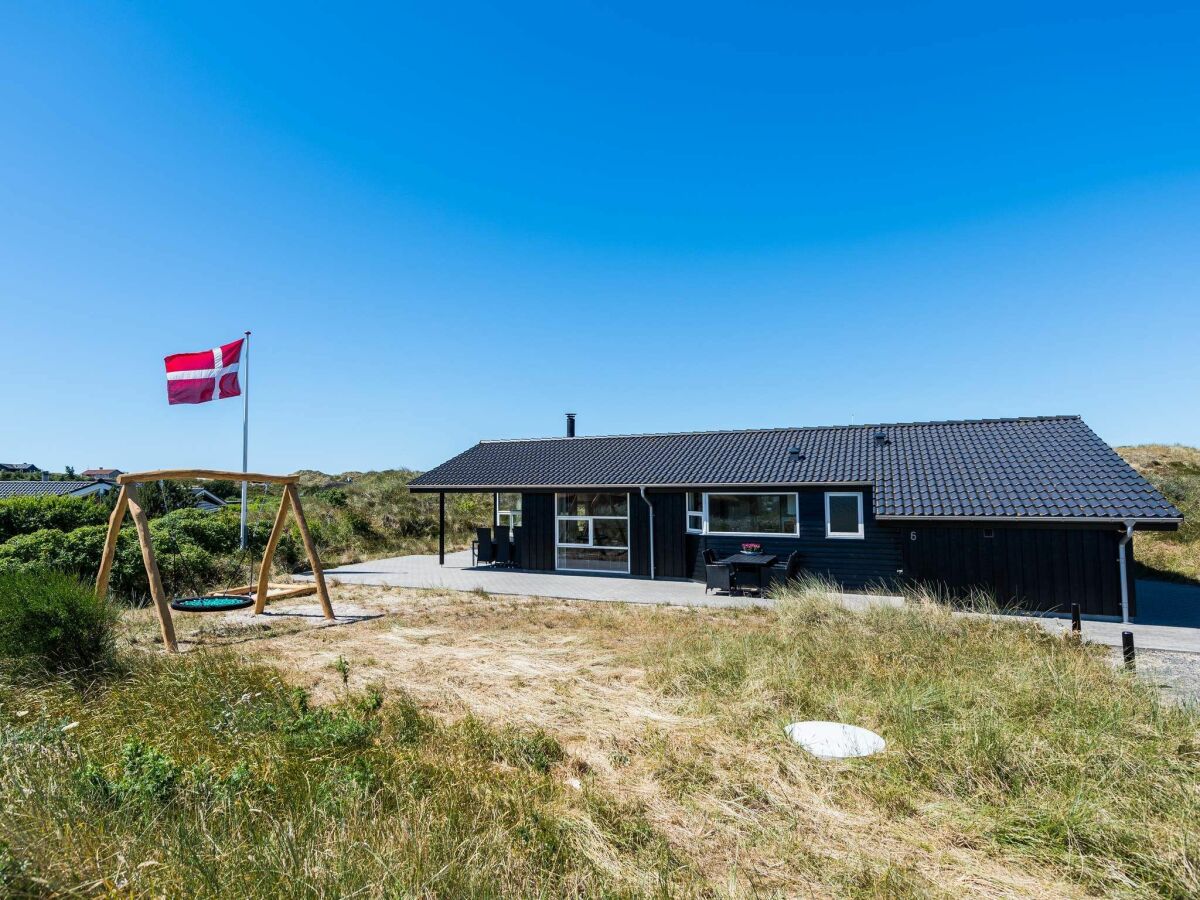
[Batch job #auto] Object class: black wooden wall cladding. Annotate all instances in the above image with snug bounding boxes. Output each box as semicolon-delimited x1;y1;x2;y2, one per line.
516;492;555;571
900;524;1135;617
517;488;1134;617
628;491;688;578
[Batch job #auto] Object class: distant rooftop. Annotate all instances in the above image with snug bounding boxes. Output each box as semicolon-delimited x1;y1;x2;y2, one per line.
0;481;109;499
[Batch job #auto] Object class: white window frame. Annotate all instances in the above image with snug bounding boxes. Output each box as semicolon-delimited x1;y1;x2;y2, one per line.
554;492;630;574
702;491;800;537
495;492;522;531
824;491;864;540
685;492;703;533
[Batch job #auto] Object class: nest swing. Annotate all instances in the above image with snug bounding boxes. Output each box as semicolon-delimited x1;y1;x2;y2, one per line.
94;468;335;652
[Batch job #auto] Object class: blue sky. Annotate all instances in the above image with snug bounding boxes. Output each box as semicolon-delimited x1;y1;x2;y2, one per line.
2;2;1198;474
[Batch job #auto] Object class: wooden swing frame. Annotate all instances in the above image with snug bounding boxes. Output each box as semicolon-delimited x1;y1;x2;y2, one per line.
94;469;334;652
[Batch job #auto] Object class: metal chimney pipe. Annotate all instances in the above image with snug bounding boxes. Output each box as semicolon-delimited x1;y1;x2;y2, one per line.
566;413;576;437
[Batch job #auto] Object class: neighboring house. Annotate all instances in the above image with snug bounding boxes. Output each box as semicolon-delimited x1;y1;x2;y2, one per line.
0;463;41;474
0;480;113;499
191;487;229;512
409;415;1183;618
81;468;124;482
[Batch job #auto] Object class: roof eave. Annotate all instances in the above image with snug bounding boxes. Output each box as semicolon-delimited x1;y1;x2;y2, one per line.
877;514;1183;530
408;480;875;493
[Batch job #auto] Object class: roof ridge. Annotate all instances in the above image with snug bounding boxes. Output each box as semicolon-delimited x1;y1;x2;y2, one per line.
477;415;1083;444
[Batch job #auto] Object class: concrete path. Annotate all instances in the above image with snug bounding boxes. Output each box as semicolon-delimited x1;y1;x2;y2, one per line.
300;551;1200;654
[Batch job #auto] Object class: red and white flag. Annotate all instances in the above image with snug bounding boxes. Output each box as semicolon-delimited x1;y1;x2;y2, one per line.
164;338;244;405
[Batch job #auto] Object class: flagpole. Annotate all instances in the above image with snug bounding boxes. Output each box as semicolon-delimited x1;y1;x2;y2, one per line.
240;330;250;550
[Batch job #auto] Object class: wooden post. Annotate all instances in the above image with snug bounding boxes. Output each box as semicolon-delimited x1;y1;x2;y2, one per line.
254;488;294;614
95;485;130;599
285;483;334;620
438;492;445;565
126;485;178;653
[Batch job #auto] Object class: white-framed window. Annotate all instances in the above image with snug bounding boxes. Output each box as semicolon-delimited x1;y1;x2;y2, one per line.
705;492;799;536
555;492;629;573
825;491;864;539
686;492;703;533
496;493;522;531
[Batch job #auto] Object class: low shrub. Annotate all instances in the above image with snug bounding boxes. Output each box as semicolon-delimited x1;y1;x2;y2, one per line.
0;526;149;600
0;570;117;673
0;494;110;543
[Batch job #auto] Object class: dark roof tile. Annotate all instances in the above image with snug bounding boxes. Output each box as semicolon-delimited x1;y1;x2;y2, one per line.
409;416;1182;522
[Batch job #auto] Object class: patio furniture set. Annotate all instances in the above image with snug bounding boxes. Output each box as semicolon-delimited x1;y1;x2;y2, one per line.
704;548;802;596
472;525;520;567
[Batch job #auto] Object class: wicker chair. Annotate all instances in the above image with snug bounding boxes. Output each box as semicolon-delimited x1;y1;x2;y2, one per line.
705;563;735;595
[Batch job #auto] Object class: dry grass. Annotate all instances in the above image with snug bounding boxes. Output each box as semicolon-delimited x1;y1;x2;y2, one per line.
14;577;1196;897
1118;444;1200;584
119;584;1173;898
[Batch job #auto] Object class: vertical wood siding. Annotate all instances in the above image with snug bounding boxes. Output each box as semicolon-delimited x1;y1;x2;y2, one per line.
516;492;555;571
651;492;688;578
900;524;1135;616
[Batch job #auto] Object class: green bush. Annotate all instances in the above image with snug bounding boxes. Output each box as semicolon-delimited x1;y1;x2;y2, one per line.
0;527;67;565
151;508;241;555
0;511;304;604
0;494;109;543
0;526;149;600
0;570;116;672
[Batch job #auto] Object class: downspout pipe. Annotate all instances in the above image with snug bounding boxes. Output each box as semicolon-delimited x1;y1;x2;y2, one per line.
639;487;655;580
1117;519;1135;624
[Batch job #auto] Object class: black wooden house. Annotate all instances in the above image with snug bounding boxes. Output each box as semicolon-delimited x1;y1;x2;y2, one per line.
409;415;1181;618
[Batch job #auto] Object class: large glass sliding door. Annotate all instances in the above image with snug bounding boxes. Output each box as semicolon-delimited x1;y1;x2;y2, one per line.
555;492;629;573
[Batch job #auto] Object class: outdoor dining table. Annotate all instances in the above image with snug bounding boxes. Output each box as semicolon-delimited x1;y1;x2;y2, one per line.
718;551;779;595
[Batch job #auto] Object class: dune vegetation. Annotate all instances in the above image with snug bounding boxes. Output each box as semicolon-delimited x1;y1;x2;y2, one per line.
0;471;489;603
640;577;1200;896
2;570;1198;897
1118;444;1200;584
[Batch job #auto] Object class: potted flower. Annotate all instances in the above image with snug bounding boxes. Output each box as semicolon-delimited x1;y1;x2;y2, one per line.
740;542;761;554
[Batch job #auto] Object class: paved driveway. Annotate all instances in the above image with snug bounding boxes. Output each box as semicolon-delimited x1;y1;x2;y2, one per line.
300;552;1200;654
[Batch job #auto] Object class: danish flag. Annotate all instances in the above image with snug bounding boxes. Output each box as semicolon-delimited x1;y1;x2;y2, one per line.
164;338;244;405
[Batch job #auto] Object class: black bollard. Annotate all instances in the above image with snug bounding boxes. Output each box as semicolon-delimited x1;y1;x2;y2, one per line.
1122;631;1135;671
1071;603;1081;634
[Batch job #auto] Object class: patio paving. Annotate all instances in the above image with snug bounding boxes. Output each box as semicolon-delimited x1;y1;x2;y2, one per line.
297;552;1200;654
302;549;773;609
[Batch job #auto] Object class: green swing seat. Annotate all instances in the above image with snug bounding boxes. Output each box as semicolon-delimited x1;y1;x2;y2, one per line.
170;595;254;613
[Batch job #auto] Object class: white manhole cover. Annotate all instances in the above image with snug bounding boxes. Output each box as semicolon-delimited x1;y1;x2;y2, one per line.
784;721;885;759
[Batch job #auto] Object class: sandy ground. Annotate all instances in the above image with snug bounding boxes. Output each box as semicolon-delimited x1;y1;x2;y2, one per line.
120;584;1120;898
